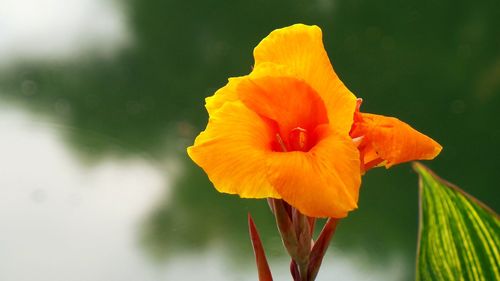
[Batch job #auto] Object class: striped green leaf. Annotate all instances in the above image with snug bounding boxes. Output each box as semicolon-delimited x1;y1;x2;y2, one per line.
413;163;500;281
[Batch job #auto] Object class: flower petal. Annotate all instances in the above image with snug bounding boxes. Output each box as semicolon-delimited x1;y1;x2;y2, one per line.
204;63;296;116
266;125;361;218
253;24;357;134
205;77;243;114
187;101;280;198
354;113;442;169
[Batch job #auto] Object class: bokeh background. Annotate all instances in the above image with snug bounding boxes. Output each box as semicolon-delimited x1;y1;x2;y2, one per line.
0;0;499;280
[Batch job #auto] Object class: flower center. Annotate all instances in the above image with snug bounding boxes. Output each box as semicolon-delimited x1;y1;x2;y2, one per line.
236;76;328;153
274;127;312;152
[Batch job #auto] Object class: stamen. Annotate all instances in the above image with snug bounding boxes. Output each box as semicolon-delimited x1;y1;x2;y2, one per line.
289;127;308;151
275;133;288;152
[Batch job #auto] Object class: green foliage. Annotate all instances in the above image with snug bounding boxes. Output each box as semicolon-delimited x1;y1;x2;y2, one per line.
414;163;500;281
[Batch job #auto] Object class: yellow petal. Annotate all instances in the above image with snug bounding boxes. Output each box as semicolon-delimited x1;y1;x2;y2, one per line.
205;77;243;114
188;101;280;198
205;63;294;116
266;125;361;218
253;24;357;134
356;113;442;168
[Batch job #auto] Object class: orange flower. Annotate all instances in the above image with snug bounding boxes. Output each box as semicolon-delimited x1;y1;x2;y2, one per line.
187;24;442;218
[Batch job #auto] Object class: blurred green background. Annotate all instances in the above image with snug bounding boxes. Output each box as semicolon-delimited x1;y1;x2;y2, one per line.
0;0;498;280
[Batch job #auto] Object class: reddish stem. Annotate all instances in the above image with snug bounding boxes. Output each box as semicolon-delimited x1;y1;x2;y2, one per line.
248;214;273;281
307;218;340;281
